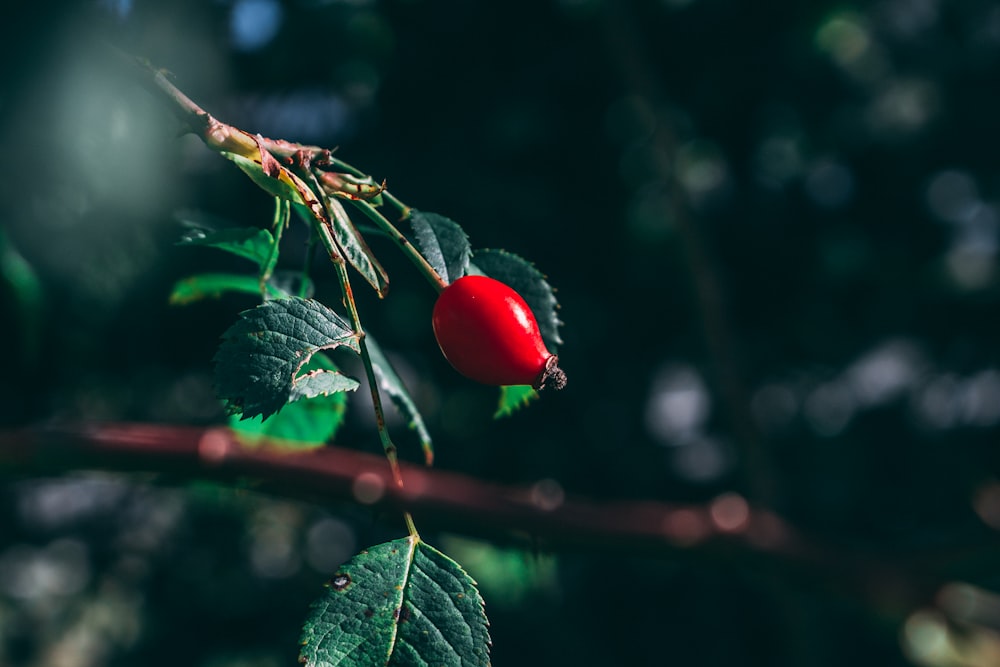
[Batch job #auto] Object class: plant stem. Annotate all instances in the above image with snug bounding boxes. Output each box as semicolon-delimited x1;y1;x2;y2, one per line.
337;261;420;539
347;199;448;293
315;217;418;538
117;46;424;533
260;197;287;295
381;192;410;219
114;48;442;296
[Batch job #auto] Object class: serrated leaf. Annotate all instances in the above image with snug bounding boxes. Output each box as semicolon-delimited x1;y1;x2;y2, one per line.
494;385;538;419
169;273;284;305
177;227;276;270
214;297;360;420
324;197;390;297
291;370;361;400
409;210;471;285
365;335;433;466
299;536;490;667
229;354;350;449
472;249;563;353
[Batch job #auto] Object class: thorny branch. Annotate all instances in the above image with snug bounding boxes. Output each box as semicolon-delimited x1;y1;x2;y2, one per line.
106;46;446;294
1;422;998;624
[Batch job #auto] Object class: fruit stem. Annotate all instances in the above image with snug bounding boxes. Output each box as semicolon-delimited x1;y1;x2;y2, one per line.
334;266;402;477
322;157;408;217
345;199;449;293
306;154;443;292
259;197;287;296
533;355;568;392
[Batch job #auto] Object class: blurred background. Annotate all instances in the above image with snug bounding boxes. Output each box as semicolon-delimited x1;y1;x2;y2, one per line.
4;0;1000;665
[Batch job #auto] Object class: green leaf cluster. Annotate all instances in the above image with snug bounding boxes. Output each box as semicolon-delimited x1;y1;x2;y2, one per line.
134;56;567;667
213;297;360;420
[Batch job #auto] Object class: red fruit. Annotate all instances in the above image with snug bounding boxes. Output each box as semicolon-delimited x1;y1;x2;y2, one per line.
432;275;566;391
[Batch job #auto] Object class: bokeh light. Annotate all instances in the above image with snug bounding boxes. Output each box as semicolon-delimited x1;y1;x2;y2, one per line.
230;0;284;52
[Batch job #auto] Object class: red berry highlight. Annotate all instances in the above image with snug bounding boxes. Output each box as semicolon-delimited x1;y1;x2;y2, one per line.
432;275;566;391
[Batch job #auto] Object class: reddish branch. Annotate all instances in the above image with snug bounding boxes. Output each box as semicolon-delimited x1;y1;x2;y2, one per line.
0;422;991;621
0;422;777;549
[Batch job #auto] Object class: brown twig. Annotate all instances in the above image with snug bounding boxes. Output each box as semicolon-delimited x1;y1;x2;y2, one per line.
0;421;991;623
0;422;778;551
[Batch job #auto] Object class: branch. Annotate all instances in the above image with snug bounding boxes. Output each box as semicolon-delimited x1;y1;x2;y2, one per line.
105;46;447;293
0;422;772;549
1;422;992;621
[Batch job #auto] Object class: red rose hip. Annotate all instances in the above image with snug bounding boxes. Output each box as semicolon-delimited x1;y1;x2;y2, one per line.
432;275;566;390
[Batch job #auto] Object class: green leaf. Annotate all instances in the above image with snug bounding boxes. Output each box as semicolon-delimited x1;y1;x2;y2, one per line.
169;273;284;305
365;335;433;466
221;150;310;205
0;230;43;308
293;201;390;298
229;354;350;449
290;370;361;401
0;229;44;365
177;227;276;270
324;198;390;297
214;297;360;420
440;535;558;610
299;536;491;667
409;210;471;285
494;385;538;419
472;249;563;353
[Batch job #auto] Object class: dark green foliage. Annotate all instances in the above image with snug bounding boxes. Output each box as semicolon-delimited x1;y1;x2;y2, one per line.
410;210;472;285
213;297;360;420
177;227;277;270
366;334;434;464
320;197;390;297
494;385;537;418
229;353;349;448
169;273;284;304
299;537;490;667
